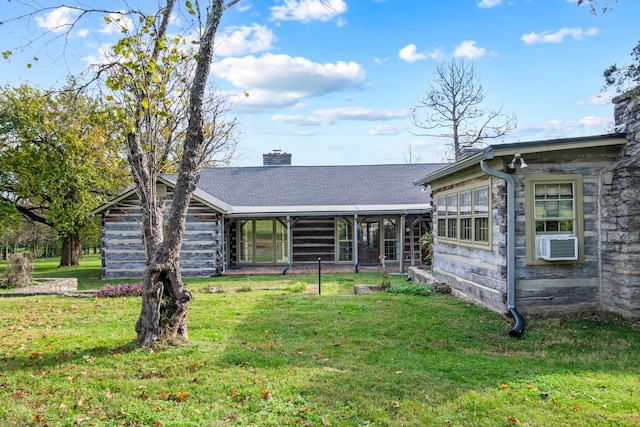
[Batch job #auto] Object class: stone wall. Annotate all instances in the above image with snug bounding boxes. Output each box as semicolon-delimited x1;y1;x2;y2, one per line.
600;91;640;319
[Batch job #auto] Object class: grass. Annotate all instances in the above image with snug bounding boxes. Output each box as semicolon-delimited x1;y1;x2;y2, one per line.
0;256;639;426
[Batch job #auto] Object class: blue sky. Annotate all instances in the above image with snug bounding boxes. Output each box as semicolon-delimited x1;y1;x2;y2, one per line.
2;0;638;166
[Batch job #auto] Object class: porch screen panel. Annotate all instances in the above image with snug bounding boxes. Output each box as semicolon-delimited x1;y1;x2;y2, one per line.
336;218;353;262
383;219;398;260
239;220;253;263
255;219;273;263
275;220;288;263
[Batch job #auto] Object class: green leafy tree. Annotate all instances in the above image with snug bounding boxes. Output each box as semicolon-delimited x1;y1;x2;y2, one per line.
0;83;128;266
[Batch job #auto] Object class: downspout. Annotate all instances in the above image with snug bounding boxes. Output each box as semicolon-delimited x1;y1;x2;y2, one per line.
480;153;525;338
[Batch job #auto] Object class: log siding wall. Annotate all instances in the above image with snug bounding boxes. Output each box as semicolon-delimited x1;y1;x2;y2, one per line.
100;192;222;280
431;147;621;316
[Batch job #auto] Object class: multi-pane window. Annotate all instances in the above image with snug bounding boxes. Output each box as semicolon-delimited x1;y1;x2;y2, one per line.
534;183;575;234
238;219;288;264
336;218;353;262
473;188;489;242
446;194;458;239
435;184;490;245
524;174;583;264
459;191;472;241
383;219;398;260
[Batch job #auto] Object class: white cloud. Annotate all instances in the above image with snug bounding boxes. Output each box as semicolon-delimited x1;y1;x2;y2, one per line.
316;106;409;121
477;0;502;8
398;45;443;63
369;124;405;136
398;44;427;63
270;0;347;23
272;107;408;126
214;24;276;57
577;92;614;106
453;40;487;58
35;7;80;33
521;27;599;44
211;53;365;99
576;115;612;128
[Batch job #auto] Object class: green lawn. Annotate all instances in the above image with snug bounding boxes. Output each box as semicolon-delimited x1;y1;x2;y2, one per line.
0;256;639;426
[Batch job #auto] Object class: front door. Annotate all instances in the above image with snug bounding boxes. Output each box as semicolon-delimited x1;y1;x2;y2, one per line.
358;221;380;264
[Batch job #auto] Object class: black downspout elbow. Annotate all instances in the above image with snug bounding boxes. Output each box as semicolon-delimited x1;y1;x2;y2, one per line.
508;307;524;338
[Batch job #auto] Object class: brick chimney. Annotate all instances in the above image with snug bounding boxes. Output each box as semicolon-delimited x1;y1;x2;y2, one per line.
263;149;292;166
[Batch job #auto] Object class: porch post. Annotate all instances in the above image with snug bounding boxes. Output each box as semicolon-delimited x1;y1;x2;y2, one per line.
220;216;226;275
287;215;292;267
353;214;359;273
400;214;406;273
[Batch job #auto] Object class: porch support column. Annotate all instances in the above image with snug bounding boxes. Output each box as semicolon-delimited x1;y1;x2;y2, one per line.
286;216;292;273
220;216;226;275
400;214;406;273
353;214;359;273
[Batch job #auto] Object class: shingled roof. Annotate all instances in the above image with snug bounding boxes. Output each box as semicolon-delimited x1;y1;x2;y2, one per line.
167;163;447;216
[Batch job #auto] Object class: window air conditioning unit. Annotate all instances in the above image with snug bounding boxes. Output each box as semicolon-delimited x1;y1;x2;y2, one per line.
536;235;578;261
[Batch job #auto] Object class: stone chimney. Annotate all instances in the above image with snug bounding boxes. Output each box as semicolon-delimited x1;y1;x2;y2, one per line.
599;88;640;319
263;149;292;166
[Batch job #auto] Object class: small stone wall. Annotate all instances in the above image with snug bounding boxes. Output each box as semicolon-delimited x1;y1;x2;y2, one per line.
0;278;78;296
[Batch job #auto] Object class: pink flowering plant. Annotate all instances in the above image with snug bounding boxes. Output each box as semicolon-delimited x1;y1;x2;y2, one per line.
96;282;143;298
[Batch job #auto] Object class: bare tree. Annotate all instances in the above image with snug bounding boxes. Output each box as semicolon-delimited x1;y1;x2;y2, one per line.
403;142;424;164
410;59;517;161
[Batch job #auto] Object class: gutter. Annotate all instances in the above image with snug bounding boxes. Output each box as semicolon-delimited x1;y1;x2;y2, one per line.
480;152;525;338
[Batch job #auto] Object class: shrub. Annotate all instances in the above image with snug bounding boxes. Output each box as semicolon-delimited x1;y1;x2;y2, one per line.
5;253;33;288
285;281;308;293
97;282;143;298
379;272;392;290
387;282;434;296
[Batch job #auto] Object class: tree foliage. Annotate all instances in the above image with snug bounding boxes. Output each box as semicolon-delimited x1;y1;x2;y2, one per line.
411;59;517;162
0;83;128;266
86;0;242;347
576;0;639;95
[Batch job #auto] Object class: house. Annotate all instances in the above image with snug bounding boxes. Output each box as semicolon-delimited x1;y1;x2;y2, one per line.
412;91;640;334
92;153;447;279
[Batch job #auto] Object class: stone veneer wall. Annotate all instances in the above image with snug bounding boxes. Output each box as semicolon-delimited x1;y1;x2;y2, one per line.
600;90;640;319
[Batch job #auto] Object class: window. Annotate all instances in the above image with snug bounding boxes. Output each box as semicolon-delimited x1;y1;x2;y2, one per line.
525;175;583;264
238;219;288;264
435;183;490;246
336;218;353;262
383;219;398;261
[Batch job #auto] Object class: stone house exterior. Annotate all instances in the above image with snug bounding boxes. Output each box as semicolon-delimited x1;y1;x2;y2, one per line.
413;92;640;333
92;158;446;279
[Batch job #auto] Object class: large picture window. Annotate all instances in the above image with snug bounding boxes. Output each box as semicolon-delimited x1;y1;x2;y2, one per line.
525;175;583;264
435;183;490;246
238;219;288;264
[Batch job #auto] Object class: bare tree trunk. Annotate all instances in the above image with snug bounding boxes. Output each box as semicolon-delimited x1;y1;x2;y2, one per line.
59;233;82;267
